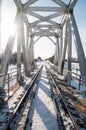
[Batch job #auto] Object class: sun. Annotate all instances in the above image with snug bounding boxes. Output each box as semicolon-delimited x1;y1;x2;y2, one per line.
1;16;16;50
1;0;17;50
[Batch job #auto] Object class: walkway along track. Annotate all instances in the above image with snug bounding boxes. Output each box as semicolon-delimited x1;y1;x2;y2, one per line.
0;66;43;130
46;66;86;130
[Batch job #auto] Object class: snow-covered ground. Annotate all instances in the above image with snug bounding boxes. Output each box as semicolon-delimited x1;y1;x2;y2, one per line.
3;61;84;92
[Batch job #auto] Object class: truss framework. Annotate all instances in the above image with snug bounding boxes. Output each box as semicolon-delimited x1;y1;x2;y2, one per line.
0;0;86;88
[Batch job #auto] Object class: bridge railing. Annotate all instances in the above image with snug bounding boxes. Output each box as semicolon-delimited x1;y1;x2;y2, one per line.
0;65;25;96
53;65;83;91
64;68;82;88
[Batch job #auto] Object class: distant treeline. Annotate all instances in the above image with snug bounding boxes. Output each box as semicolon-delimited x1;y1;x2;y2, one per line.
0;52;23;64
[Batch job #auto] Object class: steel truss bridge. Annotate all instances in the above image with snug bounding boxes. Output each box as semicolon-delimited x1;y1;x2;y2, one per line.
0;0;86;88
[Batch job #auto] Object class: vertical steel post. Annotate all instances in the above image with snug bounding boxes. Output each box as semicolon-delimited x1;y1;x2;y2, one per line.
0;13;18;87
17;11;22;82
29;36;34;65
8;73;10;97
67;18;72;72
70;13;86;85
31;36;34;64
61;20;68;74
21;16;28;74
26;26;29;65
58;28;63;74
54;37;59;66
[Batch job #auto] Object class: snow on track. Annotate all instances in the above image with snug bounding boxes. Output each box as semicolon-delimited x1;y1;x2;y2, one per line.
26;66;59;130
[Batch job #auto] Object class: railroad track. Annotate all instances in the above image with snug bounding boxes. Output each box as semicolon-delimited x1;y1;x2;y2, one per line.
46;66;86;130
5;70;37;102
0;66;42;130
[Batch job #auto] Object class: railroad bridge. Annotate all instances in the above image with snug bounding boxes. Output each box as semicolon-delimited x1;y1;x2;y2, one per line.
0;0;86;130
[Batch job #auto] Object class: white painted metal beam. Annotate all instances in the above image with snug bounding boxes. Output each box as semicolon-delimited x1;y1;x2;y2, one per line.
47;36;56;45
26;11;62;28
70;13;86;85
23;14;33;34
25;6;65;12
34;36;41;44
33;31;55;36
52;0;67;9
26;11;64;21
69;0;78;10
17;13;22;82
67;18;72;72
21;19;28;73
23;0;38;9
61;19;68;73
31;19;60;29
61;14;67;27
54;39;59;65
0;12;19;87
32;24;59;29
14;0;22;9
58;28;63;74
25;27;29;69
29;36;34;64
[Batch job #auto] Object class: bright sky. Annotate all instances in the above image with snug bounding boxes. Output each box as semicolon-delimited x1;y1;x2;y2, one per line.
1;0;86;59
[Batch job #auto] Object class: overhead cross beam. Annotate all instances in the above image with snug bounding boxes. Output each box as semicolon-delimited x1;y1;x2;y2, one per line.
1;0;86;88
52;0;67;9
26;11;64;21
27;11;62;28
24;6;65;12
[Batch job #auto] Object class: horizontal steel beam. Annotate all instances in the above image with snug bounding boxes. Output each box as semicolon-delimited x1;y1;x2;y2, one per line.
32;31;56;36
24;6;65;12
31;24;61;30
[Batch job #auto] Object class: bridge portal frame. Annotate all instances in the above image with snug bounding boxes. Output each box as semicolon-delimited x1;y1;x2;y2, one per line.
0;0;86;88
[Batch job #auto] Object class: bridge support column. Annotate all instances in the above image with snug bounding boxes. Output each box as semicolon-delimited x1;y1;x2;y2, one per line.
54;37;59;66
70;13;86;86
25;27;31;75
17;11;22;83
28;36;34;71
26;27;29;66
61;20;68;74
67;18;72;72
21;18;28;75
67;18;72;82
17;9;29;83
0;13;19;87
58;28;63;74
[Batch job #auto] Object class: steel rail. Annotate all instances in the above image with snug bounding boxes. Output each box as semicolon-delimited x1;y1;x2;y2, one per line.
46;66;79;130
2;65;43;130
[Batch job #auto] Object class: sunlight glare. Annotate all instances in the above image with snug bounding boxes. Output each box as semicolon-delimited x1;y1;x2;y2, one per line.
1;17;16;50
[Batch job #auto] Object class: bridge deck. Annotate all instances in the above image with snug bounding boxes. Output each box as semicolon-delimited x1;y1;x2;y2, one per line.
26;66;59;130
